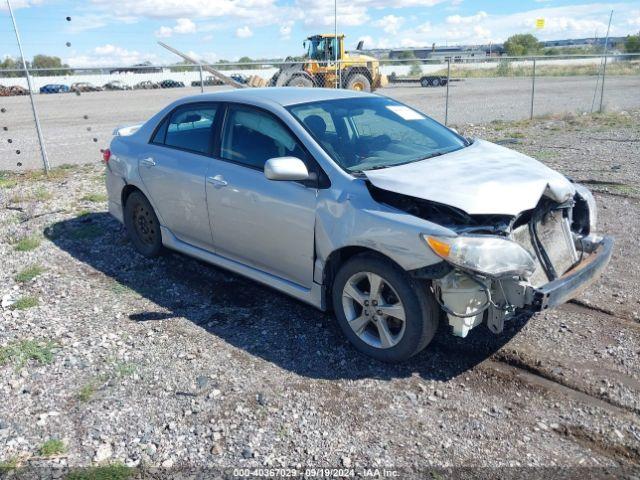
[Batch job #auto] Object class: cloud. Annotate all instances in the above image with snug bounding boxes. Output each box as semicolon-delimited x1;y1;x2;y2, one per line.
90;0;285;26
297;0;369;27
279;22;293;40
0;0;43;10
155;18;197;37
236;26;253;38
373;15;405;35
66;44;154;67
446;11;487;25
392;3;639;48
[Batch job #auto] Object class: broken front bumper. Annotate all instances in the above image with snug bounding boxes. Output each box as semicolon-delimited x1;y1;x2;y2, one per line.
528;235;614;312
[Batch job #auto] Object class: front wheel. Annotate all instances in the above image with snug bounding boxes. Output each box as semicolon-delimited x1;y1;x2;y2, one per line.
345;73;371;92
332;254;439;362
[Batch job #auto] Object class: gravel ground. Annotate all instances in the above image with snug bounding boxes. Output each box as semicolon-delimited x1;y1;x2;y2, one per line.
0;75;639;171
0;111;639;477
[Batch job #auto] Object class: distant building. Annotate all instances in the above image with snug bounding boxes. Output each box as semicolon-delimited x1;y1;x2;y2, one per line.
110;63;166;74
388;45;499;61
374;35;625;61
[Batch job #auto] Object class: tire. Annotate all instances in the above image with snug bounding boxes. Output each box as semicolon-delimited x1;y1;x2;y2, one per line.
346;73;371;92
123;191;163;258
420;77;430;88
287;75;315;88
332;254;439;363
431;77;441;87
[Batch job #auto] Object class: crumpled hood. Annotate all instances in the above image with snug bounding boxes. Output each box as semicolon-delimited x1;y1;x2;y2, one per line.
364;139;575;216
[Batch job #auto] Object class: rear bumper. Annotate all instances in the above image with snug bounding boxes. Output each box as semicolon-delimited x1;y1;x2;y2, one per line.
529;235;614;311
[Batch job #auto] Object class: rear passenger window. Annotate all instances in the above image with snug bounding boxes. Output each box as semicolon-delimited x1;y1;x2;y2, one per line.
162;104;217;154
221;106;308;170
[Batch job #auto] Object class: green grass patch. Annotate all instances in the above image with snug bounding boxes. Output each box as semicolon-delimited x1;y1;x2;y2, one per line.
34;187;53;201
534;150;556;160
0;456;19;474
13;235;41;252
38;439;66;457
0;340;56;369
66;464;134;480
78;381;97;402
114;362;136;378
11;296;39;310
15;264;45;283
0;176;18;189
81;193;107;203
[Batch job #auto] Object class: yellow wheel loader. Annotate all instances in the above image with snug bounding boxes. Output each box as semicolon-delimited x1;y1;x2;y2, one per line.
270;34;384;92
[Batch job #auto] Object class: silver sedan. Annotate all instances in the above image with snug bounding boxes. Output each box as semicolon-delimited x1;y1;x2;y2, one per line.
105;88;613;362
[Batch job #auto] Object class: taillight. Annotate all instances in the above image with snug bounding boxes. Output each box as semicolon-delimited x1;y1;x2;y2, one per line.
102;148;111;163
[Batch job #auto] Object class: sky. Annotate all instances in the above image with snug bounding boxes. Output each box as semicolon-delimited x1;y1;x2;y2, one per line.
1;0;639;67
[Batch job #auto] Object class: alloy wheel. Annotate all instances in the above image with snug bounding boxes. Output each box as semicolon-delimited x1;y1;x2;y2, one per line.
341;271;406;349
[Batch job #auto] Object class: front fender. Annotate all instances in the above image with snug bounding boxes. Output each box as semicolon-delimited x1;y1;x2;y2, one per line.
314;186;455;282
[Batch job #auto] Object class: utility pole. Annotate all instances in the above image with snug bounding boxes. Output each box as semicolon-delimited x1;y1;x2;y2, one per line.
334;0;338;88
7;0;50;173
598;10;613;113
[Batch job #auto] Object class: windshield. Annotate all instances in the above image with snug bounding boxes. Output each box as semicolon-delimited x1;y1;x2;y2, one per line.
288;97;468;172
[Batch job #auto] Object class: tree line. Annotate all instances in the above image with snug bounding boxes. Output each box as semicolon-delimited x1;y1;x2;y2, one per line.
504;33;640;56
0;55;70;76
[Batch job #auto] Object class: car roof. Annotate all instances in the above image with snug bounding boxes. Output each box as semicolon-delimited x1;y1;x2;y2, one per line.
177;87;377;108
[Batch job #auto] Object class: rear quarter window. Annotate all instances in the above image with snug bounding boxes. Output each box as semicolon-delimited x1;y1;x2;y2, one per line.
150;104;218;155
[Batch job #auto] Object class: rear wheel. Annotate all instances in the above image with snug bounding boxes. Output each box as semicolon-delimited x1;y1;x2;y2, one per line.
420;77;431;88
332;254;439;362
346;73;371;92
124;191;163;258
431;77;441;87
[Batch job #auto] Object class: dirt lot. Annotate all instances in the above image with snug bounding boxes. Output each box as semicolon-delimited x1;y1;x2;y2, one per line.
0;111;639;477
1;75;639;171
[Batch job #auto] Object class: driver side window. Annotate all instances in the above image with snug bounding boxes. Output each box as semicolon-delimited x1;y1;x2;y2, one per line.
221;105;308;170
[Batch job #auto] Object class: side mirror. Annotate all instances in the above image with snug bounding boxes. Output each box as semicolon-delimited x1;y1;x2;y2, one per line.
264;157;310;181
449;127;459;134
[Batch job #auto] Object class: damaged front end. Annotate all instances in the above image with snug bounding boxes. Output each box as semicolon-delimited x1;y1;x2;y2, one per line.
369;183;614;338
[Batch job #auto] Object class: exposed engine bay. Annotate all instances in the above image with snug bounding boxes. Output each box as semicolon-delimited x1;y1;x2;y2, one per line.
368;182;603;337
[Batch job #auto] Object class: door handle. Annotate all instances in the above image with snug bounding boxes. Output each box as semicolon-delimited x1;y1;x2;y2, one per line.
140;157;156;167
207;175;228;187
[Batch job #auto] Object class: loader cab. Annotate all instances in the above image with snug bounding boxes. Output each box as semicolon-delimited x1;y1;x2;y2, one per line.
304;34;345;63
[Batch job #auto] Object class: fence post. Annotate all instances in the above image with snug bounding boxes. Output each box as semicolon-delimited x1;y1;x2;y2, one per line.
444;59;450;126
599;54;608;113
198;64;204;93
7;0;50;173
530;58;536;120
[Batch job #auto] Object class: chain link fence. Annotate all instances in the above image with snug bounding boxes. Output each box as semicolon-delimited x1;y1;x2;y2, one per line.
1;54;639;171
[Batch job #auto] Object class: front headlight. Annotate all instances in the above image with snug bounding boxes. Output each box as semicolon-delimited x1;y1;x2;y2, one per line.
422;234;536;278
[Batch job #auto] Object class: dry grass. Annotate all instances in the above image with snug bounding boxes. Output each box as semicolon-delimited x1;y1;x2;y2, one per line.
437;60;640;78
